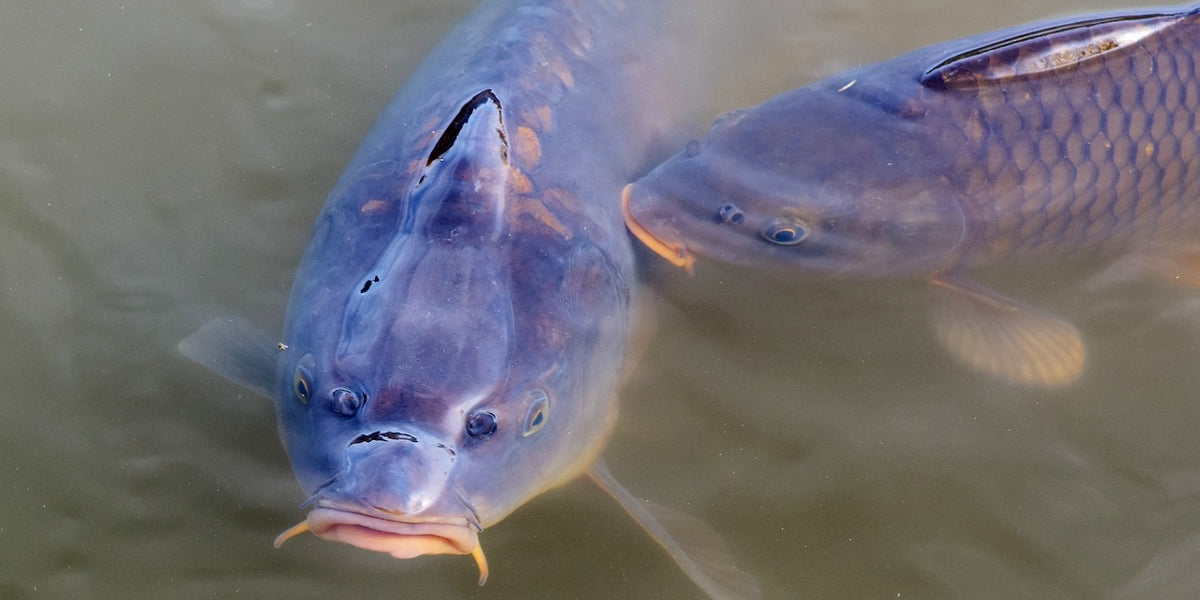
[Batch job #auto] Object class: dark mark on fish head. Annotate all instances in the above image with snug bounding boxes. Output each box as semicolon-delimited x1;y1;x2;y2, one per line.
349;431;419;446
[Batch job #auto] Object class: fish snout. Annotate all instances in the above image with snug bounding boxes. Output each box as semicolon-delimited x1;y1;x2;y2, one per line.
621;183;695;273
332;428;461;517
274;427;487;583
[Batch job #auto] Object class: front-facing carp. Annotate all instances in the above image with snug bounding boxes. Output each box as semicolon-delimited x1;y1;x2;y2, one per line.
181;0;758;598
623;5;1200;387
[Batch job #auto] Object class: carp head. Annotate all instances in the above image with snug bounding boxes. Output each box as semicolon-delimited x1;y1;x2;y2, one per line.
624;82;967;278
274;89;626;583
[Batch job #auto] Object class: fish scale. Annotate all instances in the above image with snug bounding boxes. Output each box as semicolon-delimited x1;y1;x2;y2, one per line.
945;32;1171;256
926;11;1200;262
623;4;1200;387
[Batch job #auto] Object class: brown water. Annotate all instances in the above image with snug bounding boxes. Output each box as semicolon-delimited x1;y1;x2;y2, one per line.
3;1;1199;598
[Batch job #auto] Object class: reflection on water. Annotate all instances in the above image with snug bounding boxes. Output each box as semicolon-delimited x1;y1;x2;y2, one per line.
2;0;1198;598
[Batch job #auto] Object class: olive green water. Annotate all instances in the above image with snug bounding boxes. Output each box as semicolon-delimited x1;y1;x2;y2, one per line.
3;1;1199;598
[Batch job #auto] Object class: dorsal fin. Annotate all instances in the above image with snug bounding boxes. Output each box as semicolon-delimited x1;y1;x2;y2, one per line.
921;10;1189;89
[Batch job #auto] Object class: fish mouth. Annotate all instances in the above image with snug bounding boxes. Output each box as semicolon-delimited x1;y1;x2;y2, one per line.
621;183;695;274
274;506;489;584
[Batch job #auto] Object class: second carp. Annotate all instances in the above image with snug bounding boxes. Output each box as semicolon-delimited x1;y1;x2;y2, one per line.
624;5;1200;386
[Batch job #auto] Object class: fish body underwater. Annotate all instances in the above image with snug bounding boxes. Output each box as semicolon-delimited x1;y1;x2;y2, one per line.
181;0;758;598
623;5;1200;386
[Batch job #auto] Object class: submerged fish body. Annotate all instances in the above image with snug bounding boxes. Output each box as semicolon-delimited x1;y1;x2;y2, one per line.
624;5;1200;386
275;0;671;573
183;0;759;597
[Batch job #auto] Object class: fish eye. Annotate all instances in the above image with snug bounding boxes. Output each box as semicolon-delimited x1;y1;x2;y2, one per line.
716;203;745;225
522;391;550;437
292;367;313;404
330;387;363;417
466;411;498;437
761;217;809;245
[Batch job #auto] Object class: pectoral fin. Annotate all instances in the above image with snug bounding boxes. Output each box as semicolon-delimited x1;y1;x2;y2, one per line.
177;316;279;398
586;460;762;600
928;276;1085;387
1130;245;1200;288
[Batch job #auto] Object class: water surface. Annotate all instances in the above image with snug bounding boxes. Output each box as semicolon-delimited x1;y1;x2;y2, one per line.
2;1;1198;598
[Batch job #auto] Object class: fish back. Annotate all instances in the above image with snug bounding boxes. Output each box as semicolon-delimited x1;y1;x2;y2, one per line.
921;7;1200;263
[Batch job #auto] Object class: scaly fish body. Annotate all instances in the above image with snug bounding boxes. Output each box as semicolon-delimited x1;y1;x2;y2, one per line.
623;5;1200;386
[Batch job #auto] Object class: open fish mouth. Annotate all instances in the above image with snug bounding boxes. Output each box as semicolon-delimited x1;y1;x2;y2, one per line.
274;507;489;584
621;183;696;274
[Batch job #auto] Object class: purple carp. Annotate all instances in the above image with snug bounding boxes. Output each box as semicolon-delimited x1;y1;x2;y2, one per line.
181;0;757;598
623;5;1200;387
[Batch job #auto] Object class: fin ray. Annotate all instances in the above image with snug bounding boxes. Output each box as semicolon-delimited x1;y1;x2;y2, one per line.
922;10;1186;89
929;277;1085;386
586;460;762;600
177;316;278;398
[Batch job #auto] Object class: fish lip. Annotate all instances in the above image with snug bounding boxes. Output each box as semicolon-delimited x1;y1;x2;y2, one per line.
621;183;696;274
277;503;490;585
303;504;480;558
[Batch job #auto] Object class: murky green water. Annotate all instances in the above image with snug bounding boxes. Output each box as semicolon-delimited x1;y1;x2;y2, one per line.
3;0;1198;598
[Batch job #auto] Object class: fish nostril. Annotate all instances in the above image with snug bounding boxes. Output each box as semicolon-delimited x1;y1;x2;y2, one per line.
349;431;418;446
717;203;745;225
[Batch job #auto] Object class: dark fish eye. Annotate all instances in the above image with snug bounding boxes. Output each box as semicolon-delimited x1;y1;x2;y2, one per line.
522;391;550;437
716;203;745;225
466;411;498;437
330;387;363;417
761;217;809;246
292;367;312;404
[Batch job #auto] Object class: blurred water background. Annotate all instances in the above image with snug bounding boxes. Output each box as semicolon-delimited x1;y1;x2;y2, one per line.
2;0;1198;598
